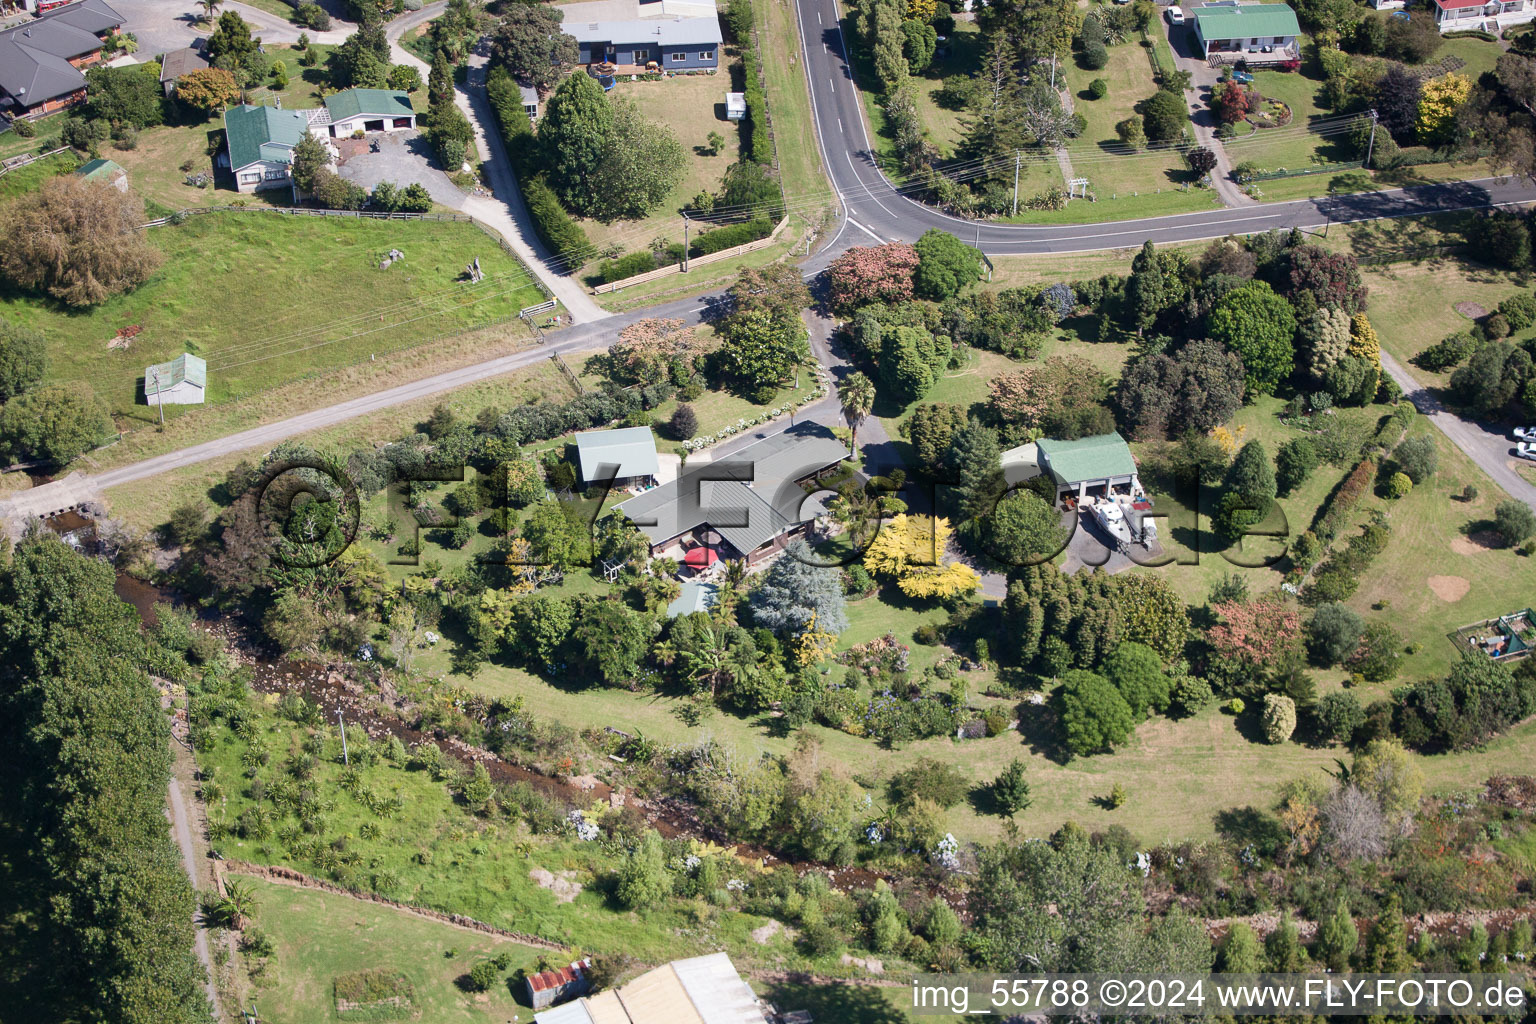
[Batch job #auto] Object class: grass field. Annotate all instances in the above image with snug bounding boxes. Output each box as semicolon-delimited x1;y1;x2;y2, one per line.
240;880;549;1024
573;72;746;256
1;211;546;421
0;149;80;199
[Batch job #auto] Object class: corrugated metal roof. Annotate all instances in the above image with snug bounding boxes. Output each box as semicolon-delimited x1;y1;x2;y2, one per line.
582;990;632;1024
537;1002;598;1024
565;15;723;46
576;426;660;483
145;353;206;391
1194;2;1300;37
324;87;414;122
223;103;311;171
1037;432;1136;485
159;45;208;83
613;963;706;1024
76;157;124;179
614;429;844;556
671;952;767;1024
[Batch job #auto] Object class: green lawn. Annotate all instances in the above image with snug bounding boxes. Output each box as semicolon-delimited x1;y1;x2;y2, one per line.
1224;67;1341;175
0;113;67;161
0;148;80;199
2;212;546;421
1062;39;1194;201
573;70;746;257
906;18;983;157
239;880;549;1024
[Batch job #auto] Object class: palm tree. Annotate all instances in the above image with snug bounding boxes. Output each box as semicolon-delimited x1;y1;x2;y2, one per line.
837;372;876;456
199;0;222;23
213;878;257;930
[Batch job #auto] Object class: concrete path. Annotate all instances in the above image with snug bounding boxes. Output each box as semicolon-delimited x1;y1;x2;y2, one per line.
386;10;610;323
1380;350;1536;512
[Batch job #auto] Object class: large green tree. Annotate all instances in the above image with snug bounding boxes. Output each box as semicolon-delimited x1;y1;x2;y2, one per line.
1206;280;1297;396
986;489;1067;566
912;229;982;301
207;9;256;64
0;536;206;1022
718;308;805;399
538;72;614;214
490;5;578;92
0;383;112;465
0;322;47;400
594;98;685;222
1058;669;1136;755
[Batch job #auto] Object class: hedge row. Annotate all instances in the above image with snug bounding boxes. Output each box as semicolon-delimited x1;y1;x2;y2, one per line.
1443;28;1497;40
741;35;771;164
1306;511;1391;605
486;66;595;270
691;216;773;255
598;251;664;283
1312;456;1376;544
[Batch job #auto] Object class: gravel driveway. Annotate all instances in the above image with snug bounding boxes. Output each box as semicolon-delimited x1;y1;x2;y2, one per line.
335;129;465;209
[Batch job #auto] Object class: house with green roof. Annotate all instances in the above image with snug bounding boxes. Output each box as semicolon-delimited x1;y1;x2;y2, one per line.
1193;2;1301;64
144;353;206;407
1035;432;1142;506
222;103;320;194
75;157;126;192
317;88;416;138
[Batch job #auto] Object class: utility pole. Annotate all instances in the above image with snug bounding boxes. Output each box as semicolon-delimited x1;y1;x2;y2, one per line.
681;213;689;273
150;367;164;428
1364;108;1378;171
337;709;348;766
1012;150;1021;216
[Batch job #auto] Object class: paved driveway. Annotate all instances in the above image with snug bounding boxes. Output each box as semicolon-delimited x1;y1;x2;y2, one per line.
110;0;350;56
335;130;466;209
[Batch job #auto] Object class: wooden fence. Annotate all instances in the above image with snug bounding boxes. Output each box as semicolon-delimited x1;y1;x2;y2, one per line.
592;217;791;293
0;146;69;178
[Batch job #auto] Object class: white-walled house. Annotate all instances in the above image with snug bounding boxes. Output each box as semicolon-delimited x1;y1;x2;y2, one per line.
309;88;416;138
1432;0;1536;31
223;104;314;193
1193;2;1302;64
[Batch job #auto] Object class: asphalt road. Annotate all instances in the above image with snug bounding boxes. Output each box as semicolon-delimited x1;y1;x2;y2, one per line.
789;0;1536;257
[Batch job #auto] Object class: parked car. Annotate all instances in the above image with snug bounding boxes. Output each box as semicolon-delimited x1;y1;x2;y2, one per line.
1514;425;1535;440
1230;69;1254;83
1166;6;1185;23
1518;441;1536;461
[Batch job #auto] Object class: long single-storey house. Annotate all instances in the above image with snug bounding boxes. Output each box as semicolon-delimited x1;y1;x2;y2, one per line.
1432;0;1536;31
308;87;416;137
0;0;122;117
222;103;317;193
559;0;722;70
144;353;207;406
614;428;845;568
534;951;768;1023
575;425;660;490
1036;432;1142;506
1193;2;1301;64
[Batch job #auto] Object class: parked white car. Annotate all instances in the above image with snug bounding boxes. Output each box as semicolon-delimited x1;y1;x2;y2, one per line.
1514;425;1536;440
1167;6;1185;23
1518;441;1536;461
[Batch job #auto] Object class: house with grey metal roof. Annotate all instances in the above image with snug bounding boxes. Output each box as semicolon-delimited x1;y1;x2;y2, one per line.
559;0;722;71
0;0;122;117
144;353;207;406
158;45;208;96
575;426;661;488
614;426;844;567
1036;432;1142;506
222;103;326;194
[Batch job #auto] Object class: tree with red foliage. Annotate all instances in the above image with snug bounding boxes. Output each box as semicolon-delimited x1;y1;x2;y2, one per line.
1287;244;1368;315
1187;146;1218;175
1210;80;1259;125
1208;598;1302;667
826;242;921;314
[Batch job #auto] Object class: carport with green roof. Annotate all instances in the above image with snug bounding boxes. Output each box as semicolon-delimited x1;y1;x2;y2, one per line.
321;88;416;137
1036;432;1143;506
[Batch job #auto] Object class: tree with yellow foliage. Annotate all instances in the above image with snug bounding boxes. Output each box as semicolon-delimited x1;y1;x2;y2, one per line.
795;610;840;665
863;514;981;599
1417;73;1469;146
906;0;937;19
1348;313;1380;369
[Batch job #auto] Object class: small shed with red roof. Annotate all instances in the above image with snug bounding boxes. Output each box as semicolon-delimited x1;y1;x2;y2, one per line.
525;958;591;1010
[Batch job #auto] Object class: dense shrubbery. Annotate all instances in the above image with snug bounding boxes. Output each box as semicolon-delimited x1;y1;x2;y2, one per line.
691;216;774;255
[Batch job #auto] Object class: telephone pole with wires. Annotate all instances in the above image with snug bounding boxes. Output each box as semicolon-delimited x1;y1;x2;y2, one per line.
1012;151;1021;216
1364;108;1379;171
150;367;164;429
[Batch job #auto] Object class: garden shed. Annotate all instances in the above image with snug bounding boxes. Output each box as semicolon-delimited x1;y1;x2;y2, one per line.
574;425;660;489
726;91;745;120
143;353;206;406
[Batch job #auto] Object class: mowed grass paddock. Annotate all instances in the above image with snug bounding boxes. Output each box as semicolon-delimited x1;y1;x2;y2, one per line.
574;71;746;255
240;880;549;1024
0;212;547;420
